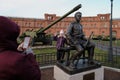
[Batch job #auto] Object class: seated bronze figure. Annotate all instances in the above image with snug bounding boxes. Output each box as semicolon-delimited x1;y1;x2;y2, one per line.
66;12;95;69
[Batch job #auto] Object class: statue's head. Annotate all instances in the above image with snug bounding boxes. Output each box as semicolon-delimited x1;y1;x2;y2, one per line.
74;12;82;22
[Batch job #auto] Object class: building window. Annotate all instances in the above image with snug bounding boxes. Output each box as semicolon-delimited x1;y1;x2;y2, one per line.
102;31;105;36
104;23;107;28
91;24;93;27
47;16;53;20
100;16;105;20
94;24;96;27
115;25;118;28
29;23;31;27
112;25;114;28
112;31;116;37
26;22;29;27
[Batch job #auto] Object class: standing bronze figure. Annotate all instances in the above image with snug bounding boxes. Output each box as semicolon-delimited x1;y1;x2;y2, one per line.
66;12;95;68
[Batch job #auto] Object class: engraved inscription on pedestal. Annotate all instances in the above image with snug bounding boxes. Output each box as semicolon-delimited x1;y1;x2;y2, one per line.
83;72;95;80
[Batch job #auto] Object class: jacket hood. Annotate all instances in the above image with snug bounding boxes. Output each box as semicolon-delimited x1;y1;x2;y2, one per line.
0;16;20;52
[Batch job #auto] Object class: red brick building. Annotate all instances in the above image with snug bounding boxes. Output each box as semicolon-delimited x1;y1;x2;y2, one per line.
8;13;120;38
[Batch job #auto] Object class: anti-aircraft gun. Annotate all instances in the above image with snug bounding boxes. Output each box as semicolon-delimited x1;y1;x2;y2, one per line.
19;4;82;46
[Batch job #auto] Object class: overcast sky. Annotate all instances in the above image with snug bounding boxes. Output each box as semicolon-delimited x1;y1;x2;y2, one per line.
0;0;119;19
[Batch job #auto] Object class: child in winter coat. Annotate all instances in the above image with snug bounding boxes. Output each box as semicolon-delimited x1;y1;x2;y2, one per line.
54;30;67;62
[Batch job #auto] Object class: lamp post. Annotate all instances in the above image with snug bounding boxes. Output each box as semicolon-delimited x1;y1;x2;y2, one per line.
108;0;113;62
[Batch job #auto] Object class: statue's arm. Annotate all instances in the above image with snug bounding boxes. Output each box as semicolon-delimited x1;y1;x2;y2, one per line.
81;25;87;40
66;23;74;44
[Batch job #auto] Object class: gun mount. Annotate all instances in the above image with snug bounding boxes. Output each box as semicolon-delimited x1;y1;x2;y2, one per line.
19;4;82;46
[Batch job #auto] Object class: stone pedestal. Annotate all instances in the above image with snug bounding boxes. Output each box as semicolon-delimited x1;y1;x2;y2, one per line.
54;65;104;80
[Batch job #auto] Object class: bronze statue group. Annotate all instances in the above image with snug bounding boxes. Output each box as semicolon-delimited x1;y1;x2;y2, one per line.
54;12;95;69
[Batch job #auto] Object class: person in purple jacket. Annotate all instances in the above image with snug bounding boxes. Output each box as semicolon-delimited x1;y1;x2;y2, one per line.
0;16;41;80
54;30;67;62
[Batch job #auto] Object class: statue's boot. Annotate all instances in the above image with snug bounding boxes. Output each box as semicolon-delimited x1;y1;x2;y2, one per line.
87;47;95;64
88;59;94;64
69;62;76;69
69;51;83;69
88;53;95;64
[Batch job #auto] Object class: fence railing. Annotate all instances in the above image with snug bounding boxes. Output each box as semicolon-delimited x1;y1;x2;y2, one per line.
35;53;56;67
95;42;120;55
35;52;120;68
94;53;120;68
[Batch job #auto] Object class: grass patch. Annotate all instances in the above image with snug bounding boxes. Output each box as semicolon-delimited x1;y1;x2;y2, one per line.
33;46;108;55
33;47;56;54
94;39;120;46
95;48;107;54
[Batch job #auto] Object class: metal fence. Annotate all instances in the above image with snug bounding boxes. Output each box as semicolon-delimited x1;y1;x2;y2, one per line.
35;52;120;68
94;53;120;68
95;42;120;56
35;53;56;67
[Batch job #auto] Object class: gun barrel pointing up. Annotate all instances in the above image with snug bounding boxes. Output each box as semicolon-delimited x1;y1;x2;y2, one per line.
37;4;82;33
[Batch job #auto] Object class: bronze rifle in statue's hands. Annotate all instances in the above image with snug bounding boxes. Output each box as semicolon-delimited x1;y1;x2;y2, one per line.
84;32;94;48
